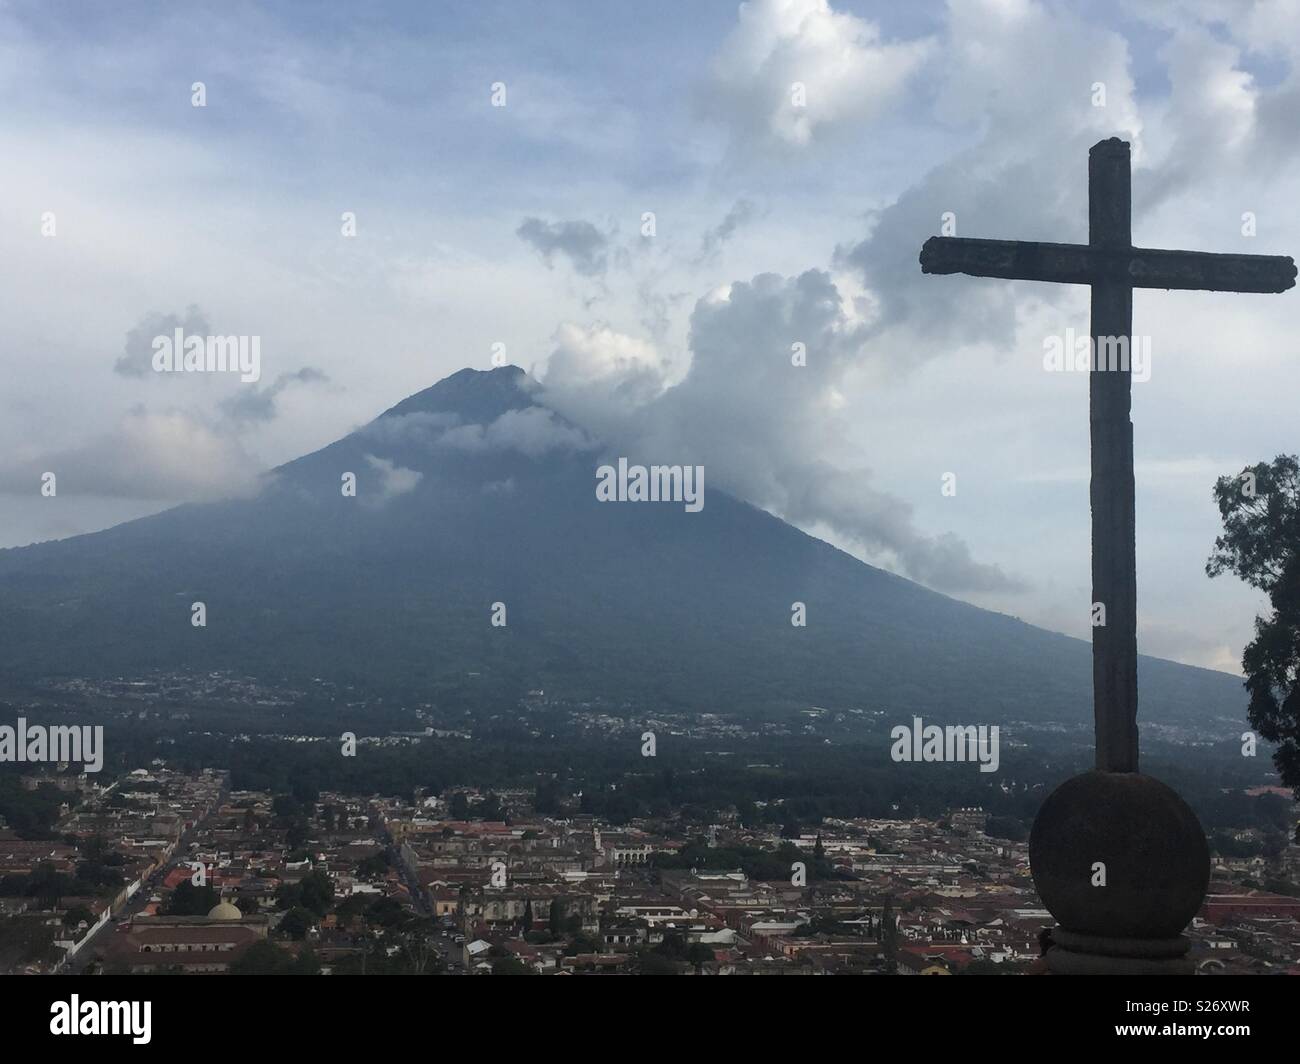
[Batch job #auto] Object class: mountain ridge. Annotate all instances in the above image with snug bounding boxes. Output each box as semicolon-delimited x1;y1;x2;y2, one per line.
0;366;1245;727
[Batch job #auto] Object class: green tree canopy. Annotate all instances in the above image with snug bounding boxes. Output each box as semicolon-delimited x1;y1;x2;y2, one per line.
1208;455;1300;798
230;939;319;975
279;905;316;940
164;880;218;917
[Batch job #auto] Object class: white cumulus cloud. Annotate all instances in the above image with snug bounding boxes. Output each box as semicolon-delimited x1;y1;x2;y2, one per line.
704;0;932;151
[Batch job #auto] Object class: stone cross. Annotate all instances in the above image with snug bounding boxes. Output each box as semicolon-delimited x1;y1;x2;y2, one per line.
920;138;1295;773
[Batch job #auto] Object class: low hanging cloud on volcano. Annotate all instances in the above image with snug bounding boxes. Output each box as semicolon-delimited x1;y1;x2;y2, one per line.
538;268;1025;594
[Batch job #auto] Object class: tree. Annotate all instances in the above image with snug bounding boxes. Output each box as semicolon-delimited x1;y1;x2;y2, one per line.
297;870;334;917
164;880;218;917
229;940;318;975
230;940;285;974
71;859;123;897
272;794;304;820
879;896;899;973
479;793;504;821
686;942;714;973
985;816;1028;842
335;893;372;922
533;782;561;815
279;906;315;941
357;853;389;878
286;948;322;975
0;914;60;968
396;918;443;975
365;896;410;929
656;931;687;959
961;958;1004;975
561;931;601;958
639;950;679;975
1208;455;1300;798
25;864;71;908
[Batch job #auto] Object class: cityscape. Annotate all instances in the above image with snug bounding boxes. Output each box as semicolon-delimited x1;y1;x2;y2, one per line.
2;674;1296;977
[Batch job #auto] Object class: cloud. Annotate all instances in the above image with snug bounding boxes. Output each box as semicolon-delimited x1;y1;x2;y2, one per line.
830;0;1300;356
835;0;1142;352
537;322;671;441
221;366;329;425
1;306;329;507
0;409;263;501
539;270;1025;594
362;406;594;460
516;217;611;277
437;407;594;458
115;307;327;425
114;305;211;377
698;199;758;260
483;477;516;496
704;0;932;151
359;411;462;449
362;454;422;505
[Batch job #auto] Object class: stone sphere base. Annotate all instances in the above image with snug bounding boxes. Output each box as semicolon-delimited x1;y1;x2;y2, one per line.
1046;928;1194;975
1029;769;1210;971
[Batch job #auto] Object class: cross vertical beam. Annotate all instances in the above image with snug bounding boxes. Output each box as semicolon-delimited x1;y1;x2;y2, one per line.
919;138;1294;776
1088;139;1138;773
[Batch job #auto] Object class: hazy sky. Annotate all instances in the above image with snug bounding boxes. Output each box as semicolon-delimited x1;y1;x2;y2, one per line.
2;0;1298;673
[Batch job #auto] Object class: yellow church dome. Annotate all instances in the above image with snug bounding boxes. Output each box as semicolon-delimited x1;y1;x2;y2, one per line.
207;900;242;920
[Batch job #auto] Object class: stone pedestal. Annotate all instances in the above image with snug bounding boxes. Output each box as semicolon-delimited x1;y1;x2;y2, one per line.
1029;770;1210;975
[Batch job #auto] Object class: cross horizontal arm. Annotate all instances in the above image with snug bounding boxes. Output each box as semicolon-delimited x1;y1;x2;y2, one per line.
920;236;1296;293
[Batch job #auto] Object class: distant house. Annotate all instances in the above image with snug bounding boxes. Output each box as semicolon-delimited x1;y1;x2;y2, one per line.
896;950;952;975
104;910;269;974
464;938;492;968
1201;891;1300;925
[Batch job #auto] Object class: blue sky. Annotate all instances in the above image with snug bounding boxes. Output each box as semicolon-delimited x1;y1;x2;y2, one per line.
2;0;1299;674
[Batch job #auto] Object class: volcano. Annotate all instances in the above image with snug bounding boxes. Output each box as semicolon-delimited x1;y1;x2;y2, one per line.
0;366;1243;723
